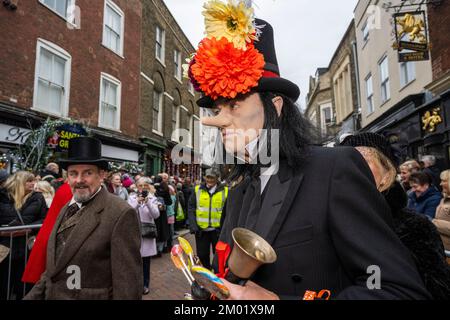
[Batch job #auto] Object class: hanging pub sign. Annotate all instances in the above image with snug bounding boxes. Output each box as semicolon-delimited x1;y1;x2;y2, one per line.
398;50;429;62
47;123;87;152
394;11;430;62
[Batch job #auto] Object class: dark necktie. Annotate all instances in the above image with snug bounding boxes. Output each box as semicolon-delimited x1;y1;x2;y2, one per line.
244;175;262;231
65;203;80;220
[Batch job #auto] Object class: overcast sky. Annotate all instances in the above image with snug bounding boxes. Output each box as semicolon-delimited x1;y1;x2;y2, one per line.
163;0;358;109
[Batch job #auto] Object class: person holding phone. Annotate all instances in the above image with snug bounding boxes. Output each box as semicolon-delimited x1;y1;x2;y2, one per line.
128;177;159;295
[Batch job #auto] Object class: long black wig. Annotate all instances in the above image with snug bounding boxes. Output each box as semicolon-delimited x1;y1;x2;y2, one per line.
213;91;319;184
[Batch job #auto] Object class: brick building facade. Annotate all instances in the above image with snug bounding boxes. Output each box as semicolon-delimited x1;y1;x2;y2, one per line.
328;20;360;141
140;0;201;179
426;0;450;95
0;0;145;170
305;68;334;145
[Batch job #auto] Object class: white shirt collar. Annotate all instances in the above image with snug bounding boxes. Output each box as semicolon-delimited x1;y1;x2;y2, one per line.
69;186;103;208
208;184;217;194
246;137;259;163
244;137;279;193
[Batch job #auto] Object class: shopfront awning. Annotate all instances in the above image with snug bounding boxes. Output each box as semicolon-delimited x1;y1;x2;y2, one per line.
102;144;139;162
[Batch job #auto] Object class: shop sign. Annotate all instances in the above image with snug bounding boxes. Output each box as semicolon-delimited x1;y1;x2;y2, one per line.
48;123;87;152
394;11;430;62
422;107;442;133
0;123;31;145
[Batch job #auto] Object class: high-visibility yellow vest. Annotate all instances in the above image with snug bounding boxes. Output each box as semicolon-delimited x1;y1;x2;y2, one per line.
195;185;228;229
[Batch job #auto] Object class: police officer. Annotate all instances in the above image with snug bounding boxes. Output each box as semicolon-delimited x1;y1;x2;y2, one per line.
188;169;228;270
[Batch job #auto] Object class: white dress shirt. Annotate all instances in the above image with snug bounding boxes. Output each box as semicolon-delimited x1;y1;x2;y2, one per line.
245;138;279;195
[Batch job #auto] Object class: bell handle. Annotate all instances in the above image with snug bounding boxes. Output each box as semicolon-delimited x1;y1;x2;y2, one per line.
224;269;248;286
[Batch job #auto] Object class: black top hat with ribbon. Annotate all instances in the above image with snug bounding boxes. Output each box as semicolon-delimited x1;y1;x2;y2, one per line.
252;19;300;101
59;137;110;171
185;1;300;108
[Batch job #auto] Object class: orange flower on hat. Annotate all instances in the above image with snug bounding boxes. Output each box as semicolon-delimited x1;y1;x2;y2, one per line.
191;37;265;100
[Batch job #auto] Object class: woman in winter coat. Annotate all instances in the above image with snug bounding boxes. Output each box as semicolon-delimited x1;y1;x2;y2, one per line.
407;171;442;220
174;183;186;230
433;170;450;254
165;185;177;251
128;177;160;295
0;181;17;300
400;160;421;193
22;182;72;285
110;173;128;201
34;180;55;209
5;171;48;225
0;171;48;299
341;133;450;299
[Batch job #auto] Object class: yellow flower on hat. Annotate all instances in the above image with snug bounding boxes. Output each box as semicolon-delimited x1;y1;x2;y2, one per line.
203;0;256;50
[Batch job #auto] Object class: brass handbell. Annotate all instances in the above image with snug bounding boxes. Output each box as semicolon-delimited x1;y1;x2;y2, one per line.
226;228;277;284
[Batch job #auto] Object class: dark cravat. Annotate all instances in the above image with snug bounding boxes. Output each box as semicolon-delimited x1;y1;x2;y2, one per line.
244;175;262;231
65;203;80;220
55;203;80;263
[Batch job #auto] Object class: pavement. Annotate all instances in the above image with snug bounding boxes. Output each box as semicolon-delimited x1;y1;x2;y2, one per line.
142;229;197;300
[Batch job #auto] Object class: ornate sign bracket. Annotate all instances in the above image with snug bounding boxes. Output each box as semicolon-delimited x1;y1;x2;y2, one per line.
382;0;443;13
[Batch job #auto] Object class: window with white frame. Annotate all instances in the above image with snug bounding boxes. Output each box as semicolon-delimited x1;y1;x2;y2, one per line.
320;103;332;135
99;73;121;130
362;20;370;44
172;105;181;138
39;0;75;21
174;49;182;80
398;33;416;88
309;110;317;126
322;106;332;125
400;62;416;88
365;74;374;114
379;56;390;103
103;0;124;56
188;81;195;95
188;114;194;147
156;26;165;63
153;90;163;134
192;116;199;150
33;39;71;117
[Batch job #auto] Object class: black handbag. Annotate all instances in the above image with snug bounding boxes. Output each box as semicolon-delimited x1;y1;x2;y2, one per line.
141;222;158;239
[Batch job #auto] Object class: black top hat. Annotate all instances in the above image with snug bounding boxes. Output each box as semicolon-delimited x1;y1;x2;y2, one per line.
197;19;300;108
59;137;110;171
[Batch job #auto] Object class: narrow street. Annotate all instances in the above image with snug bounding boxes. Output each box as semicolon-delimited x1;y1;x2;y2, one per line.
143;232;195;300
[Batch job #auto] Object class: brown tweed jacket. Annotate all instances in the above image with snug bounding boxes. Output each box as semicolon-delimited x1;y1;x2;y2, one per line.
24;187;142;300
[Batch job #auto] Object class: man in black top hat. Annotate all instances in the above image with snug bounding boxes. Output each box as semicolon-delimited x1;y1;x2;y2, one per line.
187;1;430;300
25;137;142;300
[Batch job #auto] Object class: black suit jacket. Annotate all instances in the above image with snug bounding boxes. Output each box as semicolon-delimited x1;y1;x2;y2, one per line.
216;146;431;300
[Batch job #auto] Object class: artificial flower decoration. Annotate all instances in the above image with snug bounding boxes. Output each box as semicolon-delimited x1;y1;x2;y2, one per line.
203;0;256;50
190;36;264;100
186;0;265;101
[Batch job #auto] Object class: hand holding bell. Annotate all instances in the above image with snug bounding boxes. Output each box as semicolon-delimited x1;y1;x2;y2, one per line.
225;228;277;285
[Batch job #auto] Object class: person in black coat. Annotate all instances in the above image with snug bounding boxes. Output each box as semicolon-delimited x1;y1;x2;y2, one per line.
385;182;450;299
182;177;194;218
0;186;18;300
39;162;60;182
341;133;450;300
191;17;430;299
421;155;442;191
153;176;172;256
174;183;186;229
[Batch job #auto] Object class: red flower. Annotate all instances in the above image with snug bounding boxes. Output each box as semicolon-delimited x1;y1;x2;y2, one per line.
191;37;265;100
